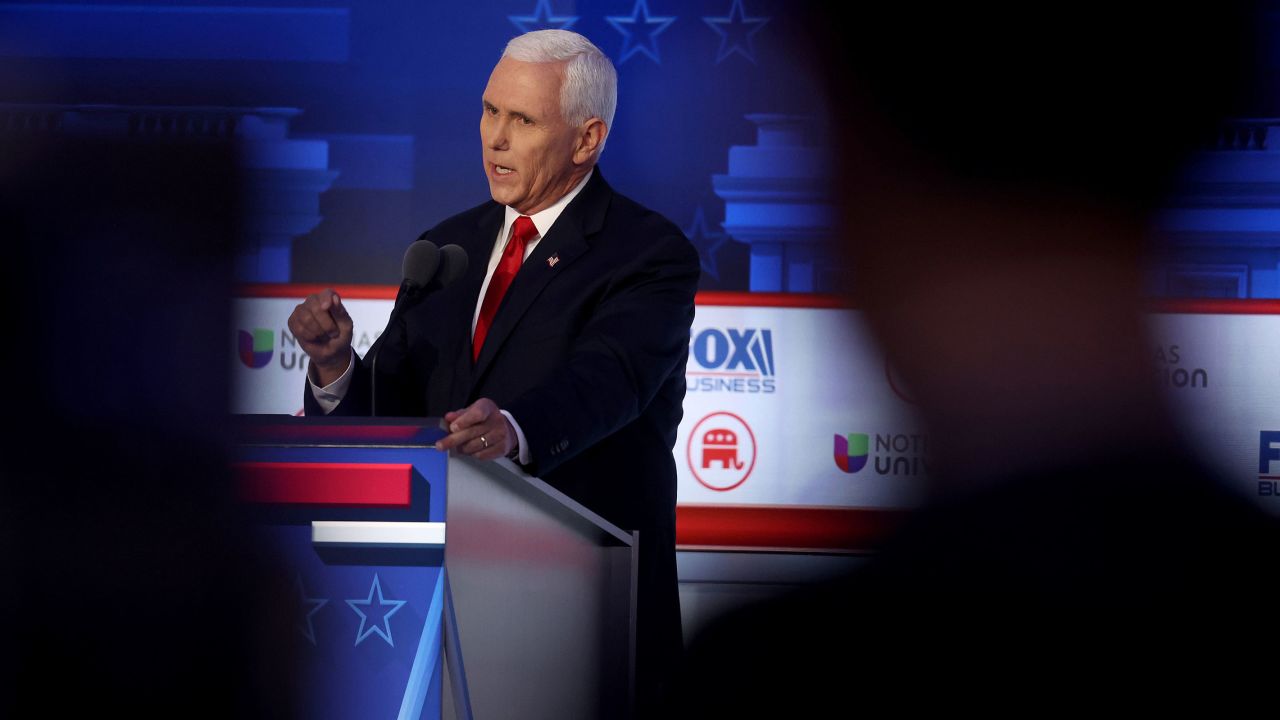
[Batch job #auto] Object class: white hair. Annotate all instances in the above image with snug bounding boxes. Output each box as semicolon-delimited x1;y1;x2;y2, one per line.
503;30;617;151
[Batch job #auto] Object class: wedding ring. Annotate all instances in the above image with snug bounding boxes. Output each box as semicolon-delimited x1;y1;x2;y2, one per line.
480;435;489;448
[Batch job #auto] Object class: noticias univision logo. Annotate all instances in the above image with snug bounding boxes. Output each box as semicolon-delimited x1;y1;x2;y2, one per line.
687;327;777;394
1154;344;1208;390
833;432;931;477
238;328;273;369
834;433;869;473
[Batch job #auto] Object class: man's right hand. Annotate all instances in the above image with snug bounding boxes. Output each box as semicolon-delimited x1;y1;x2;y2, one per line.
287;289;354;387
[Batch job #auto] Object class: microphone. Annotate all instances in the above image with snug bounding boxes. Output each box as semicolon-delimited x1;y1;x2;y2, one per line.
436;244;468;289
368;240;468;415
402;239;441;292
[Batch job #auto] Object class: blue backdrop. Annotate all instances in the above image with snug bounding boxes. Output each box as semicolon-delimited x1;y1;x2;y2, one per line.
2;1;1280;296
0;0;839;291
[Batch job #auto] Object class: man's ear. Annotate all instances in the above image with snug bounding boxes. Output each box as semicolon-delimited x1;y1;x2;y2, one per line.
573;118;607;165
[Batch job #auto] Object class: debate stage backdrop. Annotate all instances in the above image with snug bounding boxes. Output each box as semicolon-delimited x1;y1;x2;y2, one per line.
1;0;842;291
9;7;1280;717
5;1;1280;295
5;2;1280;524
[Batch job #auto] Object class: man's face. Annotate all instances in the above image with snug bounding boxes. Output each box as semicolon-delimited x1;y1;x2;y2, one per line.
481;57;586;216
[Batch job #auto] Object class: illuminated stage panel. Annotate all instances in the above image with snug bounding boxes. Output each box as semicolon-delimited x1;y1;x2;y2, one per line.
234;426;448;719
235;461;414;507
677;505;907;552
0;5;349;61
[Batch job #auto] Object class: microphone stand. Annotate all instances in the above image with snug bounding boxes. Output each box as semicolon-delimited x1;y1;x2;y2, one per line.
367;242;468;416
368;284;415;417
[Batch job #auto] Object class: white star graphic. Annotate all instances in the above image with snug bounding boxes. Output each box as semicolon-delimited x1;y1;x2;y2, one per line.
685;205;729;281
509;0;577;34
295;574;328;646
703;0;770;64
346;573;406;647
606;0;677;65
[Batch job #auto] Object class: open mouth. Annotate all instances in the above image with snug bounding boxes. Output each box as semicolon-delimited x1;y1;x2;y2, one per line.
494;164;514;175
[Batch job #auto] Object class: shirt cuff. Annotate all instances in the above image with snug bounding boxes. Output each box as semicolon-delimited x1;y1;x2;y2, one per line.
307;348;355;415
499;409;530;465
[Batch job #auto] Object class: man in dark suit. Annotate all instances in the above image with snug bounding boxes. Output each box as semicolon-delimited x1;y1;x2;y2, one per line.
288;29;699;713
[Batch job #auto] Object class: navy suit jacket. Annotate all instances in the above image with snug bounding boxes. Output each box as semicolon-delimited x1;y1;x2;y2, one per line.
304;170;700;693
307;168;698;533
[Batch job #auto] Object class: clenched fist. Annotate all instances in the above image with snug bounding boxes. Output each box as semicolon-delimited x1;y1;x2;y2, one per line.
287;289;354;386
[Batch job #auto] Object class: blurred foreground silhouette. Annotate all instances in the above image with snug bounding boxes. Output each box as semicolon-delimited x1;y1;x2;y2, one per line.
0;137;297;717
676;3;1280;715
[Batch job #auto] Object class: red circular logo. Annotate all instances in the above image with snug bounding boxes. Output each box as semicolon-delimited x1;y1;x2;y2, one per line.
687;411;757;492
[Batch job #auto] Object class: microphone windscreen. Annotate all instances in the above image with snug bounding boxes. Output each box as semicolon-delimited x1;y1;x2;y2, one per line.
402;240;440;288
437;245;469;288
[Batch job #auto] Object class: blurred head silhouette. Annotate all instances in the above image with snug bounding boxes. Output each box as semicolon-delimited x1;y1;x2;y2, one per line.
676;5;1279;716
0;136;298;717
817;2;1264;492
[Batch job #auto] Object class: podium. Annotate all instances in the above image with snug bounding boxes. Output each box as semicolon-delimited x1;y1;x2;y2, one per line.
234;417;637;720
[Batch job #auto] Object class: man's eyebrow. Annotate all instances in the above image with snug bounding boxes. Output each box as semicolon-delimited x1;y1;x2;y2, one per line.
483;101;538;123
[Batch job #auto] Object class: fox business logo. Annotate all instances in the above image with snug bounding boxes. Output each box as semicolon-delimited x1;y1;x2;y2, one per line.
1259;431;1280;497
686;327;777;394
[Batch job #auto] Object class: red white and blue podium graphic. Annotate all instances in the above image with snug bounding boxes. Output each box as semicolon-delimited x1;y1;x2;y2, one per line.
235;421;449;720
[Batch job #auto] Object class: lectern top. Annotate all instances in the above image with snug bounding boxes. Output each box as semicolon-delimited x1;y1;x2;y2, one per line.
234;415;447;448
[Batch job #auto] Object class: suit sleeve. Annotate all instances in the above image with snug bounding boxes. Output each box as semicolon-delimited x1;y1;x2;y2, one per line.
302;354;372;416
504;227;700;477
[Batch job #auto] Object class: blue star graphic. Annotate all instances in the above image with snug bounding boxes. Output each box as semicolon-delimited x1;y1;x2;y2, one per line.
685;206;729;281
346;574;406;647
703;0;770;64
509;0;577;33
295;574;328;646
606;0;677;65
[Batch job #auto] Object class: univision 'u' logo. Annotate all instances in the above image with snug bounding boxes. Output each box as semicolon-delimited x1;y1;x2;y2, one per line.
834;433;869;473
238;328;274;369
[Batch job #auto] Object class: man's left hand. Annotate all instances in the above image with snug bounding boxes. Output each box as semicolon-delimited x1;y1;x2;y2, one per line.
436;398;515;460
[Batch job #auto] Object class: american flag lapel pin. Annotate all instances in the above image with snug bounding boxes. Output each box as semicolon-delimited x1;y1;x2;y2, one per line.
547;253;560;268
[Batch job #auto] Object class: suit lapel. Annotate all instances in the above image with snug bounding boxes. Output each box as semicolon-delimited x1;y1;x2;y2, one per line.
471;170;612;384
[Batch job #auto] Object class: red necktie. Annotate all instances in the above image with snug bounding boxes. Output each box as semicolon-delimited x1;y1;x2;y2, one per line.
473;215;536;361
